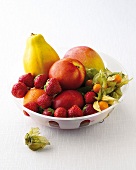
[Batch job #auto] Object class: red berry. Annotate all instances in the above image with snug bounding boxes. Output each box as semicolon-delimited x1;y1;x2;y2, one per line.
18;73;34;88
11;82;28;98
83;104;97;116
54;107;67;118
23;101;39;116
37;93;52;109
68;105;83;117
34;74;48;89
84;91;96;104
42;108;54;116
45;78;62;96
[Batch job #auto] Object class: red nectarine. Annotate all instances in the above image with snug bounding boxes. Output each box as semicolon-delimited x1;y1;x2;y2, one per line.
49;58;86;90
52;90;84;110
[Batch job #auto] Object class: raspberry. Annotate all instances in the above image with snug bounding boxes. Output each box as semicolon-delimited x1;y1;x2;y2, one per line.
68;105;83;117
37;93;52;109
84;91;96;104
23;101;39;116
45;78;62;96
18;73;34;88
34;74;48;89
83;104;97;116
42;108;54;116
11;82;28;98
54;107;67;118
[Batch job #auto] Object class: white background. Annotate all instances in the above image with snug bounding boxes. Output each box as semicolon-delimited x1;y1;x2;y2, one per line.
0;0;136;170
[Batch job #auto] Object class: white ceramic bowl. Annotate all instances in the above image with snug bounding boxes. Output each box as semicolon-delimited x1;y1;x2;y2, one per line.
13;53;129;129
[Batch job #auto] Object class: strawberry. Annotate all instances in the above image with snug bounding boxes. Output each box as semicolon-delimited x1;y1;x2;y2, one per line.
54;107;67;118
18;73;34;88
37;93;52;109
11;82;28;98
83;104;97;116
68;105;83;117
45;78;62;96
23;101;39;116
84;91;96;104
34;74;48;89
42;108;54;116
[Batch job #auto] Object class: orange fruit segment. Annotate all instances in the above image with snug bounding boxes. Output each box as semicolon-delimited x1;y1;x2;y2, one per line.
23;88;45;105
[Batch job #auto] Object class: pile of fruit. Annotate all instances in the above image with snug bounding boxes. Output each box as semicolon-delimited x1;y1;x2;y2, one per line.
11;33;130;118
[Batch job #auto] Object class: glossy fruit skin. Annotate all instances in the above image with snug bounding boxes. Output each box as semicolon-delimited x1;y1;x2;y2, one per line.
83;104;97;116
23;88;45;105
42;108;54;116
84;91;96;104
34;74;48;89
64;46;105;71
98;101;109;110
54;107;67;118
45;78;62;96
23;33;60;76
23;101;39;116
37;93;52;109
11;82;28;98
49;58;86;90
52;90;84;110
93;84;101;93
68;105;83;117
18;73;34;88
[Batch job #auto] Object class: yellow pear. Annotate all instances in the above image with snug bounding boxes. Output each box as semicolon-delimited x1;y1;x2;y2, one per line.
23;33;60;76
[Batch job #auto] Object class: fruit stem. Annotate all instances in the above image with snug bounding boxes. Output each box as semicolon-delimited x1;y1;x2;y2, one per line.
31;33;35;36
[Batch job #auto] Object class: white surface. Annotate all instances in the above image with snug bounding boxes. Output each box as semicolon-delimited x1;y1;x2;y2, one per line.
0;0;136;170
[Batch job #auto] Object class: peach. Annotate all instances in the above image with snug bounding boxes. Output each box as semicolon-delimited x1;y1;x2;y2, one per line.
52;90;84;110
49;58;86;90
64;46;105;71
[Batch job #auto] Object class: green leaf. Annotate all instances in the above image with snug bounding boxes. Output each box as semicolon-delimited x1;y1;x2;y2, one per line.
25;127;50;151
105;86;115;94
104;68;113;76
115;88;122;96
102;95;118;105
117;77;132;88
85;68;131;108
95;88;103;101
111;88;123;100
93;70;107;88
47;108;54;116
111;92;121;100
107;81;116;87
85;68;99;80
77;86;92;94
